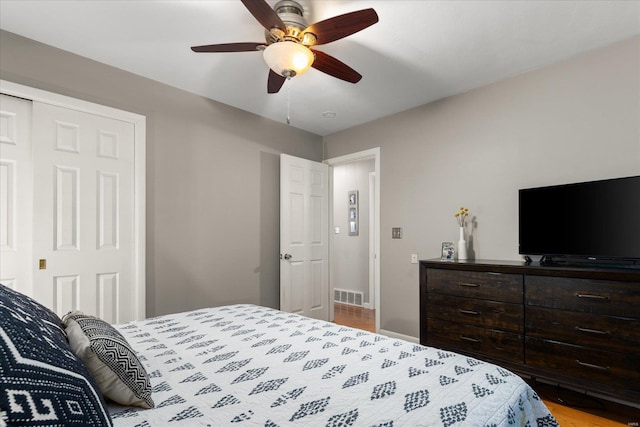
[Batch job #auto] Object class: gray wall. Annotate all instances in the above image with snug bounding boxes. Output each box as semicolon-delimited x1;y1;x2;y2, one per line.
324;35;640;338
331;159;375;303
0;30;323;317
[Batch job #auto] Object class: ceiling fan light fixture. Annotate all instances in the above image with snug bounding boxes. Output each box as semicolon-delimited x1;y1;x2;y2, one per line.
263;41;314;78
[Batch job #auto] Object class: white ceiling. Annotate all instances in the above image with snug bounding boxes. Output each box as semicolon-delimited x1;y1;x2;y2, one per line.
1;1;639;136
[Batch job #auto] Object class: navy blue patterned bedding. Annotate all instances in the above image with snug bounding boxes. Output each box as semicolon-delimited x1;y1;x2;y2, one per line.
0;284;112;426
108;304;557;426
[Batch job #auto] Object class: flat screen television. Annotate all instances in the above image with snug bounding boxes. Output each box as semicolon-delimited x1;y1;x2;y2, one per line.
519;175;640;267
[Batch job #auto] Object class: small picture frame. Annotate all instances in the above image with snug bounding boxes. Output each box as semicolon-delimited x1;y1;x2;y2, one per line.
349;192;357;206
441;242;455;261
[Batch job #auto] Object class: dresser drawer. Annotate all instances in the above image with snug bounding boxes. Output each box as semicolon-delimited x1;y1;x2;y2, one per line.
426;319;523;364
526;337;640;392
526;307;640;355
526;276;640;317
427;294;523;333
427;268;523;303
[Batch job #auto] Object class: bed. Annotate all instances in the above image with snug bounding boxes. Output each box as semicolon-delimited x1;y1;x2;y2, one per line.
1;284;557;426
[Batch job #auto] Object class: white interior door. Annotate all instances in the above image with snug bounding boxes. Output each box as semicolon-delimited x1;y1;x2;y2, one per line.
32;101;135;323
280;153;329;320
0;94;33;295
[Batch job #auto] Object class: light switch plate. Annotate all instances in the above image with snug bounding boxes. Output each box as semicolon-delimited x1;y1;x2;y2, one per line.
334;226;340;234
411;254;418;264
392;227;402;239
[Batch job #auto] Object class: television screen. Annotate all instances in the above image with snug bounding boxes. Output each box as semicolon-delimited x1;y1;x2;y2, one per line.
519;175;640;260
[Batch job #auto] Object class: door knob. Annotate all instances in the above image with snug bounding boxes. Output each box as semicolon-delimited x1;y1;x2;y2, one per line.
283;253;292;260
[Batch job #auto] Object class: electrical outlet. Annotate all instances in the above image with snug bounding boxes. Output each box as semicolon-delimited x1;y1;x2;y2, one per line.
411;254;418;264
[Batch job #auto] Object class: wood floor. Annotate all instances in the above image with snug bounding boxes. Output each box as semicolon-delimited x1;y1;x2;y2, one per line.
332;303;639;427
333;302;376;333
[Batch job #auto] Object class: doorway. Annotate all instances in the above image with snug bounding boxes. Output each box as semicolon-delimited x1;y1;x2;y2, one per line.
325;148;380;332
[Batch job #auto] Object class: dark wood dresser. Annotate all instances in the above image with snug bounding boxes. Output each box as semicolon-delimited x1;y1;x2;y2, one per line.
420;259;640;404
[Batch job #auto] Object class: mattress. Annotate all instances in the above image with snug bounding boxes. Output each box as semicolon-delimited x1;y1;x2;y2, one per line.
108;304;557;426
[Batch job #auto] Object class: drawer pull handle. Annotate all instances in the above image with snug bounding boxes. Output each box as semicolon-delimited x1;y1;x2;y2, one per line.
576;293;609;301
575;326;610;336
460;335;481;343
459;282;480;288
576;359;610;371
459;309;480;316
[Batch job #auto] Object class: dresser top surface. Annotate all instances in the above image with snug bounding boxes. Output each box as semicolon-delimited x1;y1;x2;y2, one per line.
421;259;640;280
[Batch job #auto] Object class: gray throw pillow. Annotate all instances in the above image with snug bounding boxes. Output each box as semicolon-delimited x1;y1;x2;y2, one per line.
63;311;154;408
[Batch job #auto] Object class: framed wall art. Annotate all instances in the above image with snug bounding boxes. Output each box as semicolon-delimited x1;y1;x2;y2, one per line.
348;190;358;236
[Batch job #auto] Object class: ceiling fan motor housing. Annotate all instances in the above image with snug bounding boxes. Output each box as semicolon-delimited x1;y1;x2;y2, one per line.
265;0;311;44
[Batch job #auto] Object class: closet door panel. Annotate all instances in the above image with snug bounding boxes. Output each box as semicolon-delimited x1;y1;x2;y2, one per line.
0;94;32;296
32;102;135;323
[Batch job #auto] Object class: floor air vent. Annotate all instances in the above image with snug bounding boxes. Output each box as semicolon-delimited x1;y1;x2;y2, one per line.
334;288;364;307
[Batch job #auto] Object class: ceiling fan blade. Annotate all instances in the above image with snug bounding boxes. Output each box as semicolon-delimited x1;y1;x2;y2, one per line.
268;69;287;93
240;0;286;32
191;42;264;53
302;9;378;46
310;49;362;83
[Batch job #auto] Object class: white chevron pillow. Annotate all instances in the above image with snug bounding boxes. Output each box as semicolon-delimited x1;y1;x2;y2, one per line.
63;311;154;409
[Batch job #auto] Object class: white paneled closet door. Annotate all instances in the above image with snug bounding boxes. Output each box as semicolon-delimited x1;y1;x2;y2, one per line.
0;94;33;295
32;102;135;324
1;82;144;324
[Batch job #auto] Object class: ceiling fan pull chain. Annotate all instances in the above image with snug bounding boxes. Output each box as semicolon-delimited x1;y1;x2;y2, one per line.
286;81;291;125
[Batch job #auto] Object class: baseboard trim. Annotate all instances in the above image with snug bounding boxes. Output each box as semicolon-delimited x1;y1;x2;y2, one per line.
379;329;420;344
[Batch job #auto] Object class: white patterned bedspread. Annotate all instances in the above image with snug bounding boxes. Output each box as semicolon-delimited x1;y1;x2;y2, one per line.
108;304;557;426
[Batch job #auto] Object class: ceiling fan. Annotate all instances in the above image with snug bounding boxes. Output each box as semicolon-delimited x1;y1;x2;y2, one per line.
191;0;379;93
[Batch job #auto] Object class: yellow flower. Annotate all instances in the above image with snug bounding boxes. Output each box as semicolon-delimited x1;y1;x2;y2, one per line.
454;206;470;226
